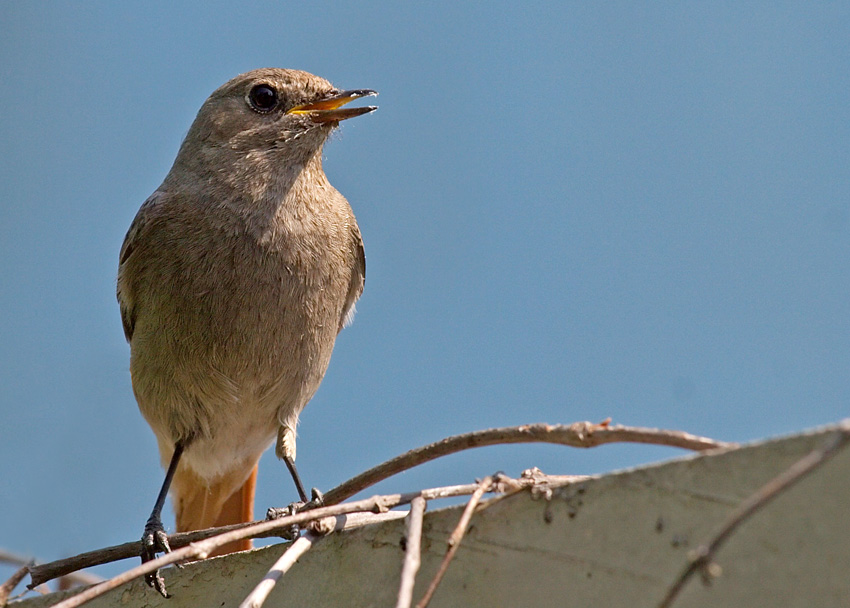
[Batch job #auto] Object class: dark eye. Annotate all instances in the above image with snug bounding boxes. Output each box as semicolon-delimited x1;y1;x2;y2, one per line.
248;84;278;112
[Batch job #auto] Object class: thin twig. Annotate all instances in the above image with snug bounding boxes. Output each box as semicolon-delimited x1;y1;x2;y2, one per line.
238;511;404;608
49;477;543;608
658;424;850;608
323;422;731;506
28;525;255;588
1;549;102;602
238;533;319;608
0;550;34;569
27;485;493;588
395;497;427;608
1;564;30;607
30;422;722;589
416;477;493;608
1;550;34;604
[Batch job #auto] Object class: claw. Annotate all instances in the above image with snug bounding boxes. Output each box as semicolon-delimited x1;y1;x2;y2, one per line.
308;487;324;507
265;486;325;540
266;503;302;540
141;518;172;597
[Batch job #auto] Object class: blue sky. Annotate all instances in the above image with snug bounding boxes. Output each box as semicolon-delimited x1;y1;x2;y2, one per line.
1;2;848;583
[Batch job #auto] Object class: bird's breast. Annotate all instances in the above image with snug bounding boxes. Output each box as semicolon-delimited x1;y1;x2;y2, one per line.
128;200;355;432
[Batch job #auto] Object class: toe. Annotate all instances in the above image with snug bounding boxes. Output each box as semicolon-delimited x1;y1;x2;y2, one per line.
140;521;172;596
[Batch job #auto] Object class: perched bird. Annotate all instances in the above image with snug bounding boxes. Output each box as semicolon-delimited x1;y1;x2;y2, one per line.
117;68;376;594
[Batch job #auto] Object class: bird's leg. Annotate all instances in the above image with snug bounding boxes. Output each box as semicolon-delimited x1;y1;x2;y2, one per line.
284;454;325;506
141;440;185;597
267;427;324;530
283;453;310;503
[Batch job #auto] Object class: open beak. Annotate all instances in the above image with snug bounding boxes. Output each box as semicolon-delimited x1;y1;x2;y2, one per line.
287;89;378;123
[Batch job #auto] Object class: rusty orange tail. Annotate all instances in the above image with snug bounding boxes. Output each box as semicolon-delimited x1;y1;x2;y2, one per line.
172;463;258;557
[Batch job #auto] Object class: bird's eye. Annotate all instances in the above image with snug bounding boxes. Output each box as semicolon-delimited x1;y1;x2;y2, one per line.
248;84;278;113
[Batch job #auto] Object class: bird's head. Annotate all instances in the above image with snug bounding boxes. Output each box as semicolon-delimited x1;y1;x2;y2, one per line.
173;68;377;173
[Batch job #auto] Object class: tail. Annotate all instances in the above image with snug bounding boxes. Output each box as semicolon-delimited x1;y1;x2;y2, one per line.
171;463;258;557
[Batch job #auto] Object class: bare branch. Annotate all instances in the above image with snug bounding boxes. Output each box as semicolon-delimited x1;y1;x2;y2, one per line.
658;423;850;608
416;477;493;608
48;477;549;608
0;550;33;569
2;549;103;601
239;533;318;608
29;422;727;592
29;527;250;589
323;422;731;506
1;564;31;607
238;511;404;608
395;497;427;608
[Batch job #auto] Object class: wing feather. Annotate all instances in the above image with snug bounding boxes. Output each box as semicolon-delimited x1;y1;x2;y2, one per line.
116;192;163;342
340;223;365;331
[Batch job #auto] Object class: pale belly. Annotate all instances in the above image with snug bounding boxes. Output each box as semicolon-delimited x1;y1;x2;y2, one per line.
129;240;347;482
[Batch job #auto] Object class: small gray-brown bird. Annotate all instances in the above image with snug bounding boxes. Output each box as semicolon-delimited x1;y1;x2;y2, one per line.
117;68;376;593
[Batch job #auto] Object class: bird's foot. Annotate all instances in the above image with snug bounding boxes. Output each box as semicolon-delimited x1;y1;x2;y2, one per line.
265;503;301;540
306;487;324;509
265;488;324;540
266;487;324;517
141;516;172;597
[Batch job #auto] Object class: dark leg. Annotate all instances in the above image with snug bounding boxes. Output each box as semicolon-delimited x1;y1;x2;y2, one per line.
275;426;322;510
141;440;185;597
283;454;309;503
266;456;324;523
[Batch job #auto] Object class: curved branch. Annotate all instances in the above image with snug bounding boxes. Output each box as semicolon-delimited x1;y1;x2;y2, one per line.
47;480;516;608
28;421;729;589
322;421;731;505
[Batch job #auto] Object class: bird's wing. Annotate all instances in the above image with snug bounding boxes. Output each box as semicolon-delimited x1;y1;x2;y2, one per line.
117;191;163;342
340;223;366;331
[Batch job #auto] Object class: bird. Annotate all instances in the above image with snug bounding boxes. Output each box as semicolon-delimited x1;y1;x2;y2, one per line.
116;68;376;594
